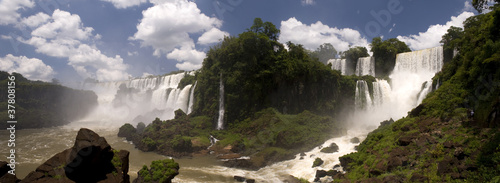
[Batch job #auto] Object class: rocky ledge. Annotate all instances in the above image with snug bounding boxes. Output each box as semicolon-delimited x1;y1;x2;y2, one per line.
0;128;179;183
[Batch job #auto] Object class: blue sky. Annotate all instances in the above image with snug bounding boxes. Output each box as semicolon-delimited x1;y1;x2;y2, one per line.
0;0;476;84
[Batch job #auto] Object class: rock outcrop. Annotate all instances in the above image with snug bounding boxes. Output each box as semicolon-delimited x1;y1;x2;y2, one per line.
21;128;130;183
0;161;20;183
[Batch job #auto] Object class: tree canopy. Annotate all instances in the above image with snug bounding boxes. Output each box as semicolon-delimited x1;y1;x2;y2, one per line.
472;0;499;13
310;43;338;65
343;46;370;75
370;37;411;77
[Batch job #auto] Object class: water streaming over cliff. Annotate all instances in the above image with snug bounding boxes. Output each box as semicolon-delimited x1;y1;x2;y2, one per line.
81;72;196;124
327;59;347;75
355;57;375;77
217;75;225;130
354;46;444;121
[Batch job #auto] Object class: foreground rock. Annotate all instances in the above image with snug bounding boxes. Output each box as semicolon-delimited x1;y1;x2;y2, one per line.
0;161;20;183
21;128;130;183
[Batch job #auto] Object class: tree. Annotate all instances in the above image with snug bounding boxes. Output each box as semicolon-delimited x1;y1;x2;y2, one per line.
249;18;280;41
343;46;369;75
370;37;411;77
472;0;499;13
311;43;338;65
441;26;464;63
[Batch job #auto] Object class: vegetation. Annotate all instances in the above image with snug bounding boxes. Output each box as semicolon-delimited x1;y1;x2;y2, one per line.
192;18;358;128
309;43;338;65
337;5;500;182
370;37;411;77
312;158;324;167
137;159;179;183
343;46;370;75
0;71;98;129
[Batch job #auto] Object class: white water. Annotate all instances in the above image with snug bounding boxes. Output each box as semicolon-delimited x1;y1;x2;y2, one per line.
187;81;197;114
354;46;444;121
81;72;195;125
327;59;347;75
217;75;225;130
355;57;375;77
355;80;373;111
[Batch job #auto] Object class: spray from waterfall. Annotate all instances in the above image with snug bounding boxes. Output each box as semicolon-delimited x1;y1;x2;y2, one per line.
328;59;347;75
79;72;196;127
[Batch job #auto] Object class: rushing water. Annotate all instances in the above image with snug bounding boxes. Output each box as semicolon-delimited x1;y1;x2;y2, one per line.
0;120;366;182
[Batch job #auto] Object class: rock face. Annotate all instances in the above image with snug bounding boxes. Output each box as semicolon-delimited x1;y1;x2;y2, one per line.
0;161;20;183
21;128;130;183
320;143;339;153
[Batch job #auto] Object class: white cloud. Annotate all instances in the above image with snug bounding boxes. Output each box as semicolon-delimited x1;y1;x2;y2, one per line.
301;0;315;6
167;47;206;70
397;11;474;50
132;0;224;70
19;10;130;81
127;51;139;56
197;27;229;45
101;0;148;9
278;17;369;52
389;23;396;33
0;54;55;81
463;1;476;12
0;0;34;25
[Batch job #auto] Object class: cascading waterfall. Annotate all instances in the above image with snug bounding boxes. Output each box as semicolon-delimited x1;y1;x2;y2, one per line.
355;57;375;77
217;75;225;130
355;80;372;110
81;71;196;124
327;59;347;75
187;81;197;114
372;79;392;107
353;46;444;122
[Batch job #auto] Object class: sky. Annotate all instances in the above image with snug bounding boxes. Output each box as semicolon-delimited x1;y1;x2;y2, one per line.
0;0;477;84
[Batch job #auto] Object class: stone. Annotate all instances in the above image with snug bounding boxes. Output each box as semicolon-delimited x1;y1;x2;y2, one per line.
350;137;360;143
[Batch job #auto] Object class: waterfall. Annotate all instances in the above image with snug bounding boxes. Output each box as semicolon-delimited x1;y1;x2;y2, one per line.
327;59;347;75
217;75;225;130
355;80;372;110
372;79;391;107
187;81;197;114
353;46;443;126
82;71;197;123
393;46;443;74
355;57;375;77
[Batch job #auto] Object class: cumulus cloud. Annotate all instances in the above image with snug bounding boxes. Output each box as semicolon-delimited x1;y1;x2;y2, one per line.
301;0;315;6
132;0;225;70
0;54;55;81
19;10;129;81
278;17;369;52
167;47;206;70
397;11;474;51
101;0;148;9
463;1;476;12
0;0;34;25
197;27;229;45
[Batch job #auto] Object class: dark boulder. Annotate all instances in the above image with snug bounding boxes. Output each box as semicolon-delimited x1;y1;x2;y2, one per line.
233;176;254;183
320;143;339;153
339;156;354;171
350;137;360;143
21;128;130;183
118;123;137;141
0;161;20;183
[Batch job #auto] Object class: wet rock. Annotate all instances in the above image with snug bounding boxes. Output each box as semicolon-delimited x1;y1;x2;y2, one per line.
350;137;360;143
315;170;328;180
380;118;394;127
312;158;324;168
21;128;130;183
320;143;339;153
333;164;340;169
0;161;20;183
339;156;354;171
223;159;256;170
299;152;306;157
234;176;255;183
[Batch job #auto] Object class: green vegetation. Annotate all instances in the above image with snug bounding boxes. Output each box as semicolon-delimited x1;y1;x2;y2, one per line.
192;18;358;128
312;158;324;167
309;43;337;65
0;71;98;129
337;5;500;182
370;37;411;77
343;46;370;75
137;159;180;183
